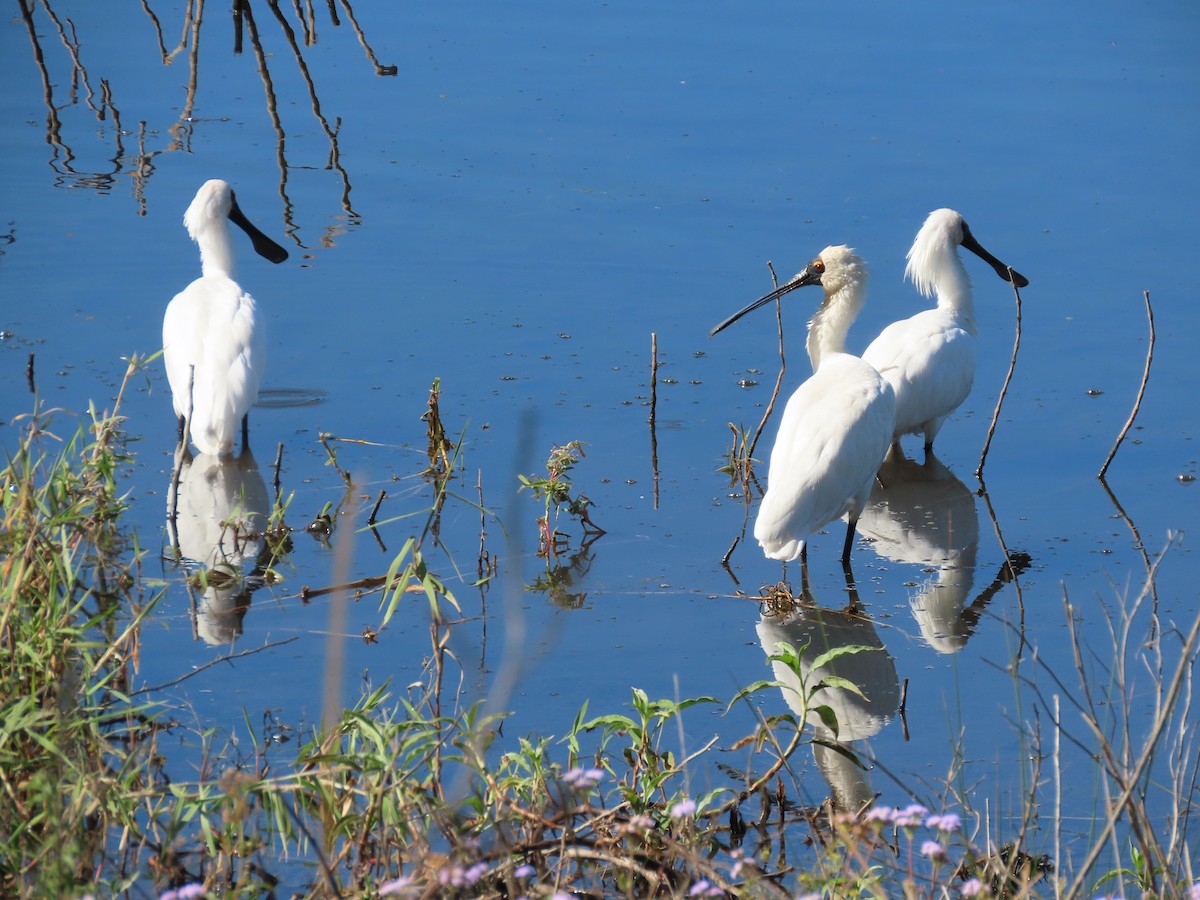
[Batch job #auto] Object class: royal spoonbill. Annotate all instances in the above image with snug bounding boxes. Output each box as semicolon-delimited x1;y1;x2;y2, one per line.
710;245;896;566
861;209;1028;454
163;179;288;455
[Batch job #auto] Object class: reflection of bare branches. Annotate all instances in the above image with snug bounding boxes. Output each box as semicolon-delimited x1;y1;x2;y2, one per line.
20;0;391;233
179;0;203;120
1097;477;1158;613
38;0;102;114
266;3;361;220
335;0;400;76
975;475;1029;662
17;1;69;173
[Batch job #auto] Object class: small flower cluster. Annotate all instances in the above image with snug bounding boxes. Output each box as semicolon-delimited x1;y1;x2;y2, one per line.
561;766;605;791
160;886;206;900
670;798;697;819
864;803;962;834
436;861;489;888
378;875;418;897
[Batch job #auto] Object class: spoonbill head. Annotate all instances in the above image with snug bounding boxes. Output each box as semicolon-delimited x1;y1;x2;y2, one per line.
862;208;1027;454
163;179;288;456
711;245;896;566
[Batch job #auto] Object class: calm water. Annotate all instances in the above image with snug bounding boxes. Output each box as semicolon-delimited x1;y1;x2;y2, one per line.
2;0;1198;889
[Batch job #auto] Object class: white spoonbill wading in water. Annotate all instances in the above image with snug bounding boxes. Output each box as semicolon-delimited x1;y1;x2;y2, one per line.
710;246;896;566
861;209;1028;455
163;179;288;456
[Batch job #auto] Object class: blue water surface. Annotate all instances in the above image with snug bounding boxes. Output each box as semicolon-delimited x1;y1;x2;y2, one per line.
2;0;1198;891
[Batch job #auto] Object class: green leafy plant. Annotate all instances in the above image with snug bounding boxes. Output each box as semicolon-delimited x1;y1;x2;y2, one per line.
518;440;605;558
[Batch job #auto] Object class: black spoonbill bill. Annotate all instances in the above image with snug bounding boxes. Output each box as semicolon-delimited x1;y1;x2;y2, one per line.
862;209;1028;455
710;245;896;566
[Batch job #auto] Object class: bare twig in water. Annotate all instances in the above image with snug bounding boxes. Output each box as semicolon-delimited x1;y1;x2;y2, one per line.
649;332;660;509
130;637;299;695
1099;290;1155;479
368;489;386;525
975;269;1024;479
745;262;787;475
25;352;35;394
273;440;284;496
318;432;353;487
167;365;196;553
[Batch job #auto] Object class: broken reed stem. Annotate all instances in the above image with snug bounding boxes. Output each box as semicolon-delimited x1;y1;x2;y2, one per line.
368;489;386;525
1099;290;1155;480
650;332;660;509
745;261;786;473
975;271;1023;479
25;352;35;394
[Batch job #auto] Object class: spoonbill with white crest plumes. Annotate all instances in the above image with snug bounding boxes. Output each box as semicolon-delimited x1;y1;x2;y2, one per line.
163;179;288;455
862;209;1028;456
710;245;896;567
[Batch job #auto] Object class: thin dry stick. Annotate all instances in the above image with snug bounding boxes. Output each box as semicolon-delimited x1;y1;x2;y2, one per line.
975;271;1024;478
744;262;787;472
1099;290;1155;479
1062;605;1200;900
649;332;660;509
167;365;196;552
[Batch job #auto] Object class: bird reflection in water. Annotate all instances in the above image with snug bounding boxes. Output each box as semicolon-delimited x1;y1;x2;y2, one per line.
858;450;1030;654
756;576;899;813
167;448;272;645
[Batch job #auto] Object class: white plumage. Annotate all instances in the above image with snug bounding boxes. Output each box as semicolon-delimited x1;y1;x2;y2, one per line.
862;209;1027;454
710;245;896;565
163;179;288;455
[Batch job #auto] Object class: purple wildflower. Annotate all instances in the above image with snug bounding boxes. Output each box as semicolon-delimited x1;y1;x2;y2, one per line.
624;813;655;833
670;798;697;819
920;840;945;859
960;878;984;897
378;875;417;896
562;766;605;790
688;880;722;896
865;805;895;824
514;864;535;879
926;813;962;832
894;803;929;827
